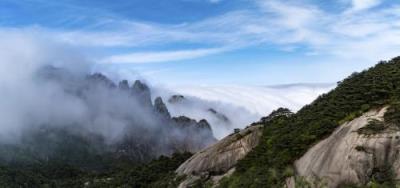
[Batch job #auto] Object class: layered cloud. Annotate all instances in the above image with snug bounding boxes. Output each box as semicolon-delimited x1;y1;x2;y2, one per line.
168;83;335;116
4;0;395;65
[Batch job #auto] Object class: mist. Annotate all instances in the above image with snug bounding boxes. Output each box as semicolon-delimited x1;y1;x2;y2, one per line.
0;30;217;164
0;29;332;163
152;84;333;139
0;31;89;142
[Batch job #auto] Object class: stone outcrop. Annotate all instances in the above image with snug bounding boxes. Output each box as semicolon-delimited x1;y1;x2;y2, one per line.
289;107;400;187
118;80;129;90
168;95;186;103
176;124;263;187
131;80;152;107
171;116;217;153
207;108;230;124
154;97;171;119
32;68;217;163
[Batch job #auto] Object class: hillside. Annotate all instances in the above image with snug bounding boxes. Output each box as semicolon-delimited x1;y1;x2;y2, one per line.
286;106;400;187
176;124;263;187
214;57;400;187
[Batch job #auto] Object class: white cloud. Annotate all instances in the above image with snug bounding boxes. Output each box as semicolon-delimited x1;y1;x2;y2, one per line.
153;83;334;138
349;0;382;12
101;47;228;64
3;0;399;64
209;0;222;3
169;83;334;116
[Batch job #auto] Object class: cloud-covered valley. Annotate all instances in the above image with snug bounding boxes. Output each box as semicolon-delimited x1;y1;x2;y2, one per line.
154;83;334;138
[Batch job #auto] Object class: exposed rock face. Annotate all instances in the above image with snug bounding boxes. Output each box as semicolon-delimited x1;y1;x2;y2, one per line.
118;80;129;90
169;95;185;103
176;124;263;187
131;80;152;107
154;97;171;119
13;68;217;165
290;107;400;187
207;108;230;124
88;73;116;88
171;116;217;153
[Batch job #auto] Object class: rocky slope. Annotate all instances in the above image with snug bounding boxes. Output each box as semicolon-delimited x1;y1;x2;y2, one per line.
287;107;400;187
214;57;400;187
176;124;263;187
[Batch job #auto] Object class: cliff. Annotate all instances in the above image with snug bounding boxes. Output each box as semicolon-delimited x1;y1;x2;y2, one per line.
288;107;400;187
176;124;263;187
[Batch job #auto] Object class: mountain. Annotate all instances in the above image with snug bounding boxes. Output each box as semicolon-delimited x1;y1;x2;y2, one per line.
5;55;400;187
168;56;400;187
287;106;399;187
0;67;216;187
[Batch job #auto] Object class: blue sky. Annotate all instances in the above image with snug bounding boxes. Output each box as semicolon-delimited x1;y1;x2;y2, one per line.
1;0;400;85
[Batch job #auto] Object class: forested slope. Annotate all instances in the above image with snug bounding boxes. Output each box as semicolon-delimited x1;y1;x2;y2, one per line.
219;57;400;187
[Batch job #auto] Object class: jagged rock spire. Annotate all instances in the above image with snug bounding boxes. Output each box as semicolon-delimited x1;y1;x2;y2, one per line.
132;80;149;92
131;80;152;107
118;80;129;90
154;97;171;119
88;73;116;88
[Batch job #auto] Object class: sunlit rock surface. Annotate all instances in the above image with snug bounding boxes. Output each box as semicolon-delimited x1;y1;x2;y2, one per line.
176;124;263;187
289;107;400;187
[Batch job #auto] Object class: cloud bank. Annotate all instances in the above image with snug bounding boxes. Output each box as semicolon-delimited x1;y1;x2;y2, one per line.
152;83;334;138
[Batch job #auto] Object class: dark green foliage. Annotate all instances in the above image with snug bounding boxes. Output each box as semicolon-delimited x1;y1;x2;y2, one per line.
355;145;366;152
219;57;400;187
384;103;400;127
100;152;192;188
357;119;386;135
259;108;293;123
371;165;395;186
0;152;192;188
187;177;213;188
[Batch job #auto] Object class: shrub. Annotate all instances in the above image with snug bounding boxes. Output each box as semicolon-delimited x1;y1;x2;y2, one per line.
357;119;386;135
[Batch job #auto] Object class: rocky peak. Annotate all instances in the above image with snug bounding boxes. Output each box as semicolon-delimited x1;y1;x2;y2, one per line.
118;80;129;90
130;80;152;107
88;73;116;88
154;97;171;119
172;116;197;126
132;80;149;93
168;95;185;103
207;108;230;123
197;119;212;130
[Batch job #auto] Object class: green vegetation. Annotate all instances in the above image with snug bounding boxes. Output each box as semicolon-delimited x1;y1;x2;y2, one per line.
218;57;400;187
0;152;191;188
357;119;386;135
4;57;400;187
339;164;397;188
384;103;400;127
354;145;366;152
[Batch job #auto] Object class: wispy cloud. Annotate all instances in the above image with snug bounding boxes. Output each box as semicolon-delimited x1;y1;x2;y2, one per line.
102;47;228;63
2;0;399;64
348;0;382;12
209;0;223;4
